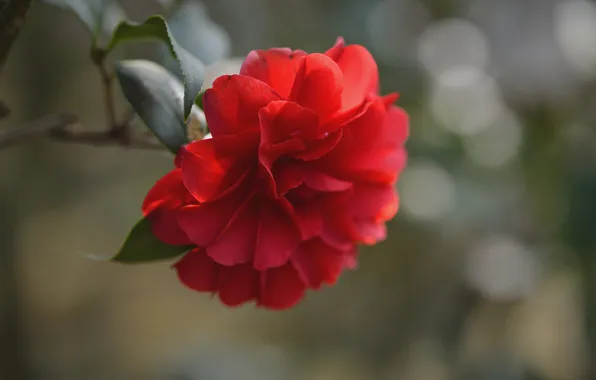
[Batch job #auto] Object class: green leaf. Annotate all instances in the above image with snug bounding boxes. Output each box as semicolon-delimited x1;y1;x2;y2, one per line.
41;0;126;44
195;91;206;111
165;0;231;66
115;60;189;153
113;217;192;263
108;15;204;121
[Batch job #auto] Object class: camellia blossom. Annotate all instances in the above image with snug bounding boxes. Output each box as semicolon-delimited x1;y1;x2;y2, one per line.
142;37;409;309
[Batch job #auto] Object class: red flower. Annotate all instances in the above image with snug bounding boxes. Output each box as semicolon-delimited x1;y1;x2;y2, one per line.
142;38;409;309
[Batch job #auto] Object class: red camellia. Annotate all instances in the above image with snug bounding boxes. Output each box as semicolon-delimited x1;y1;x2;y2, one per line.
142;37;409;309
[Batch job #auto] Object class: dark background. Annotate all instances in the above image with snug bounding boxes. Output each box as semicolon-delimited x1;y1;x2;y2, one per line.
2;0;596;379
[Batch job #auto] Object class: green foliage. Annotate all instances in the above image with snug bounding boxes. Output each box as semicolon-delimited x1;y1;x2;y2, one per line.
41;0;126;45
115;60;189;153
108;15;205;121
165;0;231;66
112;217;192;263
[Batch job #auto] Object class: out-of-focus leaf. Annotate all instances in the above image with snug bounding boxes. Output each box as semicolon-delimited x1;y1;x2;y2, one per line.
164;0;231;66
41;0;126;44
108;15;204;120
112;217;192;263
115;60;188;153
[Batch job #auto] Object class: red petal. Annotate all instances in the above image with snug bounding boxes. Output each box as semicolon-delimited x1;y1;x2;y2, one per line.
258;101;318;168
330;44;379;111
293;201;324;240
320;98;408;184
203;75;281;137
181;133;257;203
288;53;343;120
240;48;307;98
292;238;346;289
142;169;190;215
259;263;306;309
271;161;304;196
254;198;301;270
325;37;345;61
353;219;387;245
177;188;247;246
294;130;343;161
175;248;219;292
259;101;320;145
206;197;258;266
217;264;259;307
349;183;398;221
384;105;410;148
142;169;193;245
303;169;352;192
146;209;192;246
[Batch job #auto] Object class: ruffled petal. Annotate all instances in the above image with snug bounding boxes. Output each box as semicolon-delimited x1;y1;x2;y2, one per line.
349;183;399;221
292;238;346;289
302;169;352;192
324;37;345;61
206;197;258;266
181;133;257;203
177;187;247;246
259;101;320;145
320;98;408;184
259;263;306;309
330;44;379;111
142;169;190;215
240;48;307;98
142;169;193;245
254;197;301;270
288;53;343;120
175;249;219;292
217;264;260;307
203;75;281;137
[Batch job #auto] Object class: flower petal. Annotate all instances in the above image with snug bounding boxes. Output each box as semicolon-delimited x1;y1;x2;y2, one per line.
217;264;259;307
142;169;193;245
328;44;379;111
254;197;301;270
177;188;247;246
206;197;258;266
353;219;387;245
320;98;408;184
259;100;320;146
292;238;346;289
175;248;219;292
288;53;343;119
259;263;306;309
349;183;399;221
324;36;345;61
203;75;281;137
303;169;352;192
181;133;257;203
142;169;191;215
240;48;307;98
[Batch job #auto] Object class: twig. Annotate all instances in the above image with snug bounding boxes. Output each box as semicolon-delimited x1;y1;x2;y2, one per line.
51;129;164;149
0;113;164;150
91;48;119;131
0;113;77;149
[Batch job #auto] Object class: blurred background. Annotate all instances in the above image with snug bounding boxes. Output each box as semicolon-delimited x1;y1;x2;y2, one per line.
2;0;596;379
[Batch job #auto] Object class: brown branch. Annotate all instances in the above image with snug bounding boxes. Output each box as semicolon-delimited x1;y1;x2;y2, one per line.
0;113;164;150
0;0;32;75
0;113;77;149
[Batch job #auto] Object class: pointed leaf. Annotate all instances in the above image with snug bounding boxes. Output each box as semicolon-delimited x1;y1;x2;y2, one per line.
108;15;204;120
164;0;231;66
113;217;192;263
115;60;188;152
42;0;126;44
